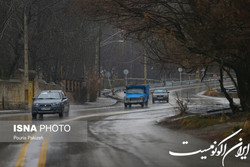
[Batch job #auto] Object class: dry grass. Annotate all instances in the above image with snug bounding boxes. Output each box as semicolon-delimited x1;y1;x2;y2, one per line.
223;120;250;142
174;115;223;129
204;88;220;96
204;88;238;98
162;112;250;143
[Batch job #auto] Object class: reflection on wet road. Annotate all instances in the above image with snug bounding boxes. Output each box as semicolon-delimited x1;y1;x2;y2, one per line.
0;82;248;167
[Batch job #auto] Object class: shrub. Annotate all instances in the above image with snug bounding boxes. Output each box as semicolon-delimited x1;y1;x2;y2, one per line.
86;70;100;102
204;88;219;96
175;93;189;116
89;83;98;102
73;86;88;104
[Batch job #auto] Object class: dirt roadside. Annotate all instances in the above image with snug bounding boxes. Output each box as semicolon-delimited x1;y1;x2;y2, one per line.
159;113;250;144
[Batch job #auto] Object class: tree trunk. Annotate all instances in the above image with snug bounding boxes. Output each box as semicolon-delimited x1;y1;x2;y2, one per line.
218;67;239;113
235;66;250;112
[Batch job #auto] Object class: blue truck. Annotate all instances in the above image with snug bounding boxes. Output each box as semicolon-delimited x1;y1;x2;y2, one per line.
124;85;149;108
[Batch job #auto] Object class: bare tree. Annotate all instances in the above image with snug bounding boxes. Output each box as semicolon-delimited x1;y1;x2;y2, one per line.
0;0;96;82
77;0;250;112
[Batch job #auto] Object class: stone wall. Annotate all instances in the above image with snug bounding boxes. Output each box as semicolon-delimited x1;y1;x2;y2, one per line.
0;78;67;110
0;79;25;110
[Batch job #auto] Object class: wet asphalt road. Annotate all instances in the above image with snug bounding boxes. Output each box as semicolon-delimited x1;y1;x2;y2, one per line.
0;82;249;167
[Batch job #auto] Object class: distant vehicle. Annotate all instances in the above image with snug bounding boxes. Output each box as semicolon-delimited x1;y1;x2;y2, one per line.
32;90;69;119
124;85;149;108
152;88;169;103
226;87;237;93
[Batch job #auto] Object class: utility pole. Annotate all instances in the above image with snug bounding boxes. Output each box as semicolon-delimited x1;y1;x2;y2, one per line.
95;26;101;96
144;51;147;84
82;49;86;82
24;9;29;109
178;68;182;85
95;27;100;75
164;70;166;86
80;35;86;83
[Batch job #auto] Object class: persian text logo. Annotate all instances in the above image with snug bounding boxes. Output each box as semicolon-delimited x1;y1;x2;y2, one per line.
169;129;249;167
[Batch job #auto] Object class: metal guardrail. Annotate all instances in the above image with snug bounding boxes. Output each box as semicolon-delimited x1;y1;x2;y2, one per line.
110;77;226;94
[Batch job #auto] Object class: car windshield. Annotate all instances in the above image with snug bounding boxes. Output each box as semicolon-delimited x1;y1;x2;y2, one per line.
154;89;167;93
37;92;61;99
126;88;144;94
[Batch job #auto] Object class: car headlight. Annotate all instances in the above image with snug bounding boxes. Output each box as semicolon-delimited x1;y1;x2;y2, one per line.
52;102;61;106
34;103;39;107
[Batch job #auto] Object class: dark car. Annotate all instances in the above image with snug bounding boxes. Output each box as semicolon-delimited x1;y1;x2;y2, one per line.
32;90;69;119
152;88;169;103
